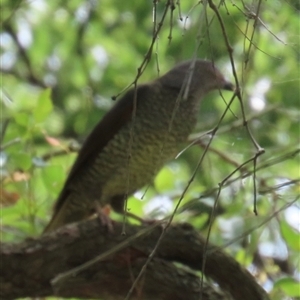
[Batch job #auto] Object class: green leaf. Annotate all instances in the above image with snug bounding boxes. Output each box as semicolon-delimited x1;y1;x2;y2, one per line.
41;165;65;195
191;213;209;229
235;248;252;266
155;167;175;192
33;89;53;123
14;112;30;127
11;152;32;170
274;277;300;297
280;220;300;251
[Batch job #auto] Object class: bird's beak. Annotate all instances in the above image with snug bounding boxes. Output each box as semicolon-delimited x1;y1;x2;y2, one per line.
223;81;235;91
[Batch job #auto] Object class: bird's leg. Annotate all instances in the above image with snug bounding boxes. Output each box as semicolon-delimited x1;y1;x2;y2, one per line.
94;201;114;232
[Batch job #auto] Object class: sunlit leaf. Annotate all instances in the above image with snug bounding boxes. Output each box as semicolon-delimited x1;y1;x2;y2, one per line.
11;152;32;171
41;165;65;194
33;89;53;123
274;277;300;297
280;220;300;251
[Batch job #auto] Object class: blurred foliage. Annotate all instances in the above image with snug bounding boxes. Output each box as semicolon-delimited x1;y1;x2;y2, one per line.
0;0;299;299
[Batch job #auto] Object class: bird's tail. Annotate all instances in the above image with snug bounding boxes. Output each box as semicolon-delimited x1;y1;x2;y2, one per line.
43;197;89;234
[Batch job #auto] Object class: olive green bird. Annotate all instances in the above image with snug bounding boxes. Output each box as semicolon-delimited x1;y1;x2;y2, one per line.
43;59;234;233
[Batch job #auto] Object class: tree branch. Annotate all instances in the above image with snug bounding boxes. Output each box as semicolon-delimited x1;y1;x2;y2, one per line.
1;220;269;300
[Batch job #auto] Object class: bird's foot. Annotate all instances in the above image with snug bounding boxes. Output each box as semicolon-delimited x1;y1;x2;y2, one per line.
94;202;114;232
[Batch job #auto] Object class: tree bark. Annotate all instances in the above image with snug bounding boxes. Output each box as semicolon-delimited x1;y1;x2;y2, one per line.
0;219;270;300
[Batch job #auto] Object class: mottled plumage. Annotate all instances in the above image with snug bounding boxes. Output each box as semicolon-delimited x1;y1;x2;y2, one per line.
43;59;233;233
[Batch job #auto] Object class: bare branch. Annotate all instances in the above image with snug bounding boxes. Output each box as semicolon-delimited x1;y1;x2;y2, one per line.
1;220;269;300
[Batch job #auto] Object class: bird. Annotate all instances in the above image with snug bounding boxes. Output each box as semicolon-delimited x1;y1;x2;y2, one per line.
43;59;234;233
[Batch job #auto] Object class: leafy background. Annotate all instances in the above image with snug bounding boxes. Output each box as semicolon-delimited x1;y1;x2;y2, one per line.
1;0;299;299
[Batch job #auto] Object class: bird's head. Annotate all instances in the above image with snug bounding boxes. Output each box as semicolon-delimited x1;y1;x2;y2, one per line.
159;59;234;99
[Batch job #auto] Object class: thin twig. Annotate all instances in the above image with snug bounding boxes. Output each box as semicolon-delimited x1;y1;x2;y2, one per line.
124;2;173;298
218;196;299;251
3;23;46;88
179;148;300;211
112;1;171;100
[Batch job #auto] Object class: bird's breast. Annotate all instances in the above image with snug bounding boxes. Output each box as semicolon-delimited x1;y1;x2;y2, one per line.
72;90;200;204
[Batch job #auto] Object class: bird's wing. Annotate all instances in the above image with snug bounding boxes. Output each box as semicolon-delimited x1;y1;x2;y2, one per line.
53;84;151;212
